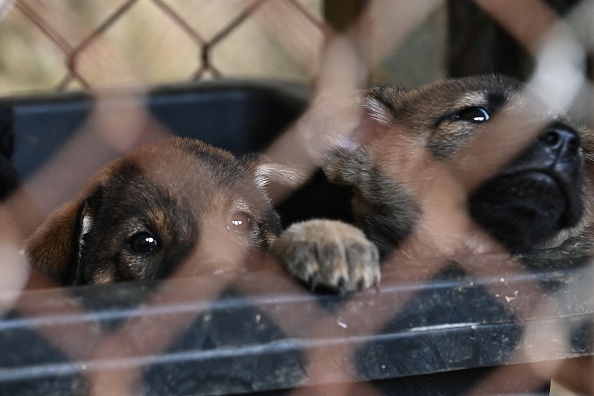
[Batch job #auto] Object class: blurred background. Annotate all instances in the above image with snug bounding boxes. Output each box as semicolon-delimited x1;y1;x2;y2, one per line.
0;0;448;95
0;0;589;97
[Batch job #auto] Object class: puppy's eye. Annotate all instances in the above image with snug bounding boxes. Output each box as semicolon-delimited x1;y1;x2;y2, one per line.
452;106;490;123
128;232;159;255
227;211;253;232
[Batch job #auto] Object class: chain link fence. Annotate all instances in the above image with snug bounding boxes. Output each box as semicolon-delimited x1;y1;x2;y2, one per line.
0;0;593;395
0;0;324;93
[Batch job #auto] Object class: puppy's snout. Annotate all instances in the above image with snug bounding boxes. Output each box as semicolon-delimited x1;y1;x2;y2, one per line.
538;124;580;156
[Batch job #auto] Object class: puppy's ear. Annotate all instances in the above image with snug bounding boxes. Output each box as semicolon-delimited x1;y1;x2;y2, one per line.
242;154;304;188
25;189;100;286
313;86;403;151
350;87;402;147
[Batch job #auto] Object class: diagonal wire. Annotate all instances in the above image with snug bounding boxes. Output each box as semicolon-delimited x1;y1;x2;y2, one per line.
193;0;268;80
14;0;90;89
285;0;325;30
59;0;140;91
149;0;208;81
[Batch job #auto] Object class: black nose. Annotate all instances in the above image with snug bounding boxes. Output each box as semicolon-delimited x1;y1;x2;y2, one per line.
539;125;580;155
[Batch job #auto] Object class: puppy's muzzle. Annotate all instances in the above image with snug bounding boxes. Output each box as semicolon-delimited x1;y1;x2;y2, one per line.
501;123;582;224
535;123;581;172
469;122;584;251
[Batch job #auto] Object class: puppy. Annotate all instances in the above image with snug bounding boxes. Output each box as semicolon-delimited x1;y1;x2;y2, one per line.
25;137;298;286
272;75;593;293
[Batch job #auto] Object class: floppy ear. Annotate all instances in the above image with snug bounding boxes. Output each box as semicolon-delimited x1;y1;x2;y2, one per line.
25;190;100;286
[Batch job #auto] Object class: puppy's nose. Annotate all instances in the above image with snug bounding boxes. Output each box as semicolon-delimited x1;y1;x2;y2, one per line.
538;125;580;156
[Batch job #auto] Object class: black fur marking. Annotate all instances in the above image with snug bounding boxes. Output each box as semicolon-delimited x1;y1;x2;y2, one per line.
75;164;199;284
66;188;103;286
353;167;420;258
470;174;568;252
486;91;507;112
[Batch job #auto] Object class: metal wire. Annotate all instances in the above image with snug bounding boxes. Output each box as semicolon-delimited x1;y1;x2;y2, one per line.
4;0;324;92
0;1;592;395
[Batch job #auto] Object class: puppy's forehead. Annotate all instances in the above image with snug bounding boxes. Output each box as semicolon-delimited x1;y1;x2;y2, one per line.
130;138;244;193
409;75;518;111
101;137;272;221
362;76;533;160
367;75;520;120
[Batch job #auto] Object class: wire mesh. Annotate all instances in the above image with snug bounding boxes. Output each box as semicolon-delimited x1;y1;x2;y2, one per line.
0;0;593;395
0;0;324;93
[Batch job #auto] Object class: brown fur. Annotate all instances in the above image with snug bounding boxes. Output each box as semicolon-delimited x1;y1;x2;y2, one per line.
273;75;594;292
25;137;299;286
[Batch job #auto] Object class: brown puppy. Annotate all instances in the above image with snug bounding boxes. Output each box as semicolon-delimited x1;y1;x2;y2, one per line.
273;75;594;293
26;137;298;286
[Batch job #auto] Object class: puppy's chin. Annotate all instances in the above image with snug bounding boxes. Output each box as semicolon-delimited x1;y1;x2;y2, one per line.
469;171;582;252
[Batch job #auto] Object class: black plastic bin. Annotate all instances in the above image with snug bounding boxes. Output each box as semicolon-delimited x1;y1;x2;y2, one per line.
1;80;593;395
6;80;308;179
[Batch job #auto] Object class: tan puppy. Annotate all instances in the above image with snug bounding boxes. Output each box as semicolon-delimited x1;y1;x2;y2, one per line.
26;137;298;286
273;75;594;293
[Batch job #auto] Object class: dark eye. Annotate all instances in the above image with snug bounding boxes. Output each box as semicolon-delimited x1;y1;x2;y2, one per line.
128;232;159;255
452;106;490;123
227;211;253;232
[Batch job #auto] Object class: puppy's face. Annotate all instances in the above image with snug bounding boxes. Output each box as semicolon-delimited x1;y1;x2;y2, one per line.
26;137;296;286
327;75;593;256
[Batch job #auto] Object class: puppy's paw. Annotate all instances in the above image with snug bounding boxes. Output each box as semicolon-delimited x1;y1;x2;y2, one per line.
272;219;380;293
